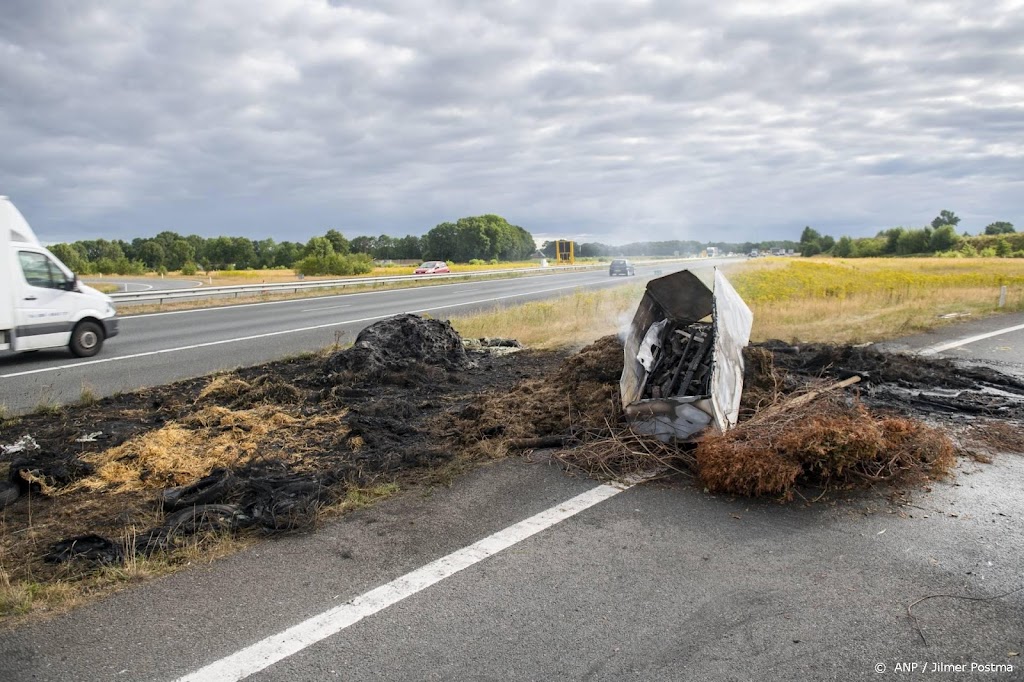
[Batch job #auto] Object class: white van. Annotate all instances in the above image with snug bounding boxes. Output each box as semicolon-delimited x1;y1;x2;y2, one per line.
1;196;118;357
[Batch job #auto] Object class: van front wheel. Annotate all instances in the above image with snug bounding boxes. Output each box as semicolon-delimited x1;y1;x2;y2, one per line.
70;321;104;357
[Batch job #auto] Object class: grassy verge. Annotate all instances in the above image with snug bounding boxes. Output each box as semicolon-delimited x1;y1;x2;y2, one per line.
726;258;1024;343
450;284;646;348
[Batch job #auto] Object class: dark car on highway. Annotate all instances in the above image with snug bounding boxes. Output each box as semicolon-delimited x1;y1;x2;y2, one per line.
609;259;635;276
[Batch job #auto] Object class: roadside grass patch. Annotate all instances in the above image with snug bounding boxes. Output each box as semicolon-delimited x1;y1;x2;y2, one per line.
727;258;1024;343
451;285;644;349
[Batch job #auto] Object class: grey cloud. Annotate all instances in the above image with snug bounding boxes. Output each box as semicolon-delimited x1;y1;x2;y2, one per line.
1;0;1021;244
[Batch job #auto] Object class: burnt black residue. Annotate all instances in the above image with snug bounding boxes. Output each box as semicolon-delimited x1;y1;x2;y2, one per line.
751;341;1024;421
2;314;558;568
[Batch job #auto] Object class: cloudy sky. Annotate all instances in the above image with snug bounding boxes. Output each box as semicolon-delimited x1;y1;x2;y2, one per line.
1;0;1022;245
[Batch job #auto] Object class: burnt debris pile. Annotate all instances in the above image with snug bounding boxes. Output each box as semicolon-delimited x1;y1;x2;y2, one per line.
325;314;473;383
747;342;1024;421
2;313;547;572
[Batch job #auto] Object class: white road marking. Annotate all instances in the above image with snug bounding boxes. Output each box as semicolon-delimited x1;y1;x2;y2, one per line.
300;304;352;312
175;481;631;682
0;284;586;379
918;322;1024;356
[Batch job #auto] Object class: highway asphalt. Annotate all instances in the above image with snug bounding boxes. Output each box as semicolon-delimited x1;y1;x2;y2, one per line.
881;312;1024;377
0;262;708;414
0;310;1022;680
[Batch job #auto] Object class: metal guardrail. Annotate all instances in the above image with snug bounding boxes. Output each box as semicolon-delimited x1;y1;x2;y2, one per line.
108;264;605;305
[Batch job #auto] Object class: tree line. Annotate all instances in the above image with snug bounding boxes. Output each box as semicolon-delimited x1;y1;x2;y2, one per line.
46;214;537;276
540;239;799;258
798;210;1020;259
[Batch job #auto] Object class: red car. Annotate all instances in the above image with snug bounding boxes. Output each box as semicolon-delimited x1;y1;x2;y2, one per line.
414;261;451;274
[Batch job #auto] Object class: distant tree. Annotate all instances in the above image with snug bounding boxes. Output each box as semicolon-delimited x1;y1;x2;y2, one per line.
323;229;350;255
454;220;490;262
228;237;257;269
799;226;822;244
896;228;932;255
203;236;233;268
578;242;613;257
820;235;836;253
799;240;822;257
929;225;959;252
166;239;196;271
931;210;960;229
49;243;89;272
878;228;904;254
185;235;207;268
253;238;278;269
833;236;855;258
274;241;303;268
373;234;397;260
421;216;534;262
136;240;166;270
78;239;126;263
303;236;335;259
473;215;534;260
349;236;376;255
422;222;461;260
985;221;1015;235
853;237;886;257
995;238;1012;257
394;235;422;260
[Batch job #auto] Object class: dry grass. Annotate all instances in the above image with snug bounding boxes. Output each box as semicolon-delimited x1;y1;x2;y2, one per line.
326;483;401;513
0;526;253;625
64;381;346;494
453;257;1024;350
88;283;120;294
451;286;645;349
726;258;1024;343
66;415;250;493
555;431;696;480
